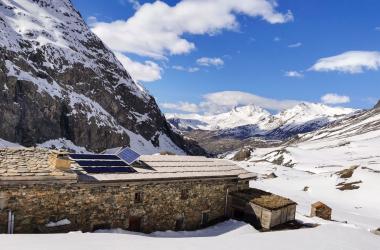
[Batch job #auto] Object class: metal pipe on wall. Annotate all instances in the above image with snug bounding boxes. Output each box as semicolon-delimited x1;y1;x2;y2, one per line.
7;210;11;234
7;210;14;234
11;212;15;234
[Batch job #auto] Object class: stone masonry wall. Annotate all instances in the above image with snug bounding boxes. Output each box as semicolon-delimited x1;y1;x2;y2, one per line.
0;179;249;233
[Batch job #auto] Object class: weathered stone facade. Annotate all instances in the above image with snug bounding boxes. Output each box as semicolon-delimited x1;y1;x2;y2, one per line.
0;179;249;233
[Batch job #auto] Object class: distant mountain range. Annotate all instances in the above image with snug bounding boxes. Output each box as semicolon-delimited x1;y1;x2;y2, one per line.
166;103;356;154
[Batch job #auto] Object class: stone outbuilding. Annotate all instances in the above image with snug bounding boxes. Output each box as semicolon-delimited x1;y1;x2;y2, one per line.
228;188;297;229
0;148;256;233
310;201;332;220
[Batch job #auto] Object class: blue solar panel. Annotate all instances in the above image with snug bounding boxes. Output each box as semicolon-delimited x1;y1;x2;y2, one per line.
76;160;128;167
69;154;120;160
117;148;140;164
82;167;136;173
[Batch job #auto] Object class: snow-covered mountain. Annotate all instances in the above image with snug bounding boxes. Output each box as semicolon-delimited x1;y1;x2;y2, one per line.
167;103;355;133
0;0;205;155
167;103;356;154
266;102;356;139
167;105;274;131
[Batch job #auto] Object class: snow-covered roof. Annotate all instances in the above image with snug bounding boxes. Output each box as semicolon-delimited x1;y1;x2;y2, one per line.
78;154;256;182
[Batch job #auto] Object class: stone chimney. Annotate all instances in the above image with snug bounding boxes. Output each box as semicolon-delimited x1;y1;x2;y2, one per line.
49;151;72;170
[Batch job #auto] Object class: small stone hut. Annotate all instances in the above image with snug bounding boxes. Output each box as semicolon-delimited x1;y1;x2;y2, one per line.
0;148;256;233
228;188;297;229
310;201;331;220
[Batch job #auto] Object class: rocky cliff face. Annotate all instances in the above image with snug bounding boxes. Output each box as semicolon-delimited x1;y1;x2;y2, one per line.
0;0;205;155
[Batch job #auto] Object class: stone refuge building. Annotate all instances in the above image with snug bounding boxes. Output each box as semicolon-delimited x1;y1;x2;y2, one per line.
228;188;297;229
0;148;257;233
0;148;297;233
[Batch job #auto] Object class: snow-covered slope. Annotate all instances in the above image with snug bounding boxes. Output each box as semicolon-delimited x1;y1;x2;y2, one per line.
266;102;355;139
0;0;205;155
234;107;380;230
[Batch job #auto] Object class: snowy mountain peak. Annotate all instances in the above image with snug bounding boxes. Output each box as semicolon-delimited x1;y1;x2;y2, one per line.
167;103;356;132
275;102;356;124
231;105;270;117
166;104;272;131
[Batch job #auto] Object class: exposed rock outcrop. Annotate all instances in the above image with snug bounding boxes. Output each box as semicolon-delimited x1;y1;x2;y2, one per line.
0;0;206;155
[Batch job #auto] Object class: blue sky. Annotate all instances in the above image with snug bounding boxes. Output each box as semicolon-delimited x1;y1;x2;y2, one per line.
72;0;380;113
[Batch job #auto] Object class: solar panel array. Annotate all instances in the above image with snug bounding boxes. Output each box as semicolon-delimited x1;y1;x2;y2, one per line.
69;154;120;160
117;148;140;164
68;150;136;174
76;160;128;167
82;167;136;174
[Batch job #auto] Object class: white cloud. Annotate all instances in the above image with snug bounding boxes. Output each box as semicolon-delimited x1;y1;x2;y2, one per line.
196;57;224;67
284;70;303;78
288;42;302;48
273;36;281;42
172;65;199;73
161;102;199;113
162;91;301;114
91;0;293;59
114;52;162;82
310;51;380;74
375;27;380;31
321;93;350;104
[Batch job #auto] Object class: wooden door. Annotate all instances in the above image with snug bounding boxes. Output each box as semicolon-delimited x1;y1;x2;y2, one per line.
129;216;142;232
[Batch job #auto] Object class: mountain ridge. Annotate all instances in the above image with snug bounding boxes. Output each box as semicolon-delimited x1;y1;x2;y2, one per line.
167;102;355;132
167;103;357;154
0;0;206;155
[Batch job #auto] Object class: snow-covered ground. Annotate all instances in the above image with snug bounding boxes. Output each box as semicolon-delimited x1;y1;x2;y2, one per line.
233;109;380;231
1;219;379;250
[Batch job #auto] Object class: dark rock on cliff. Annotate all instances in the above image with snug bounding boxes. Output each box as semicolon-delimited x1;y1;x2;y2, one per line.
0;0;205;155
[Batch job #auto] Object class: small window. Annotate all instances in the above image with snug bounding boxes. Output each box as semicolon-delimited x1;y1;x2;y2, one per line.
175;217;184;231
201;211;209;226
135;192;143;203
181;189;189;200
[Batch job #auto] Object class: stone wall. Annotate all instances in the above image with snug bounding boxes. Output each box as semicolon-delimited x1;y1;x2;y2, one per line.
0;179;249;233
